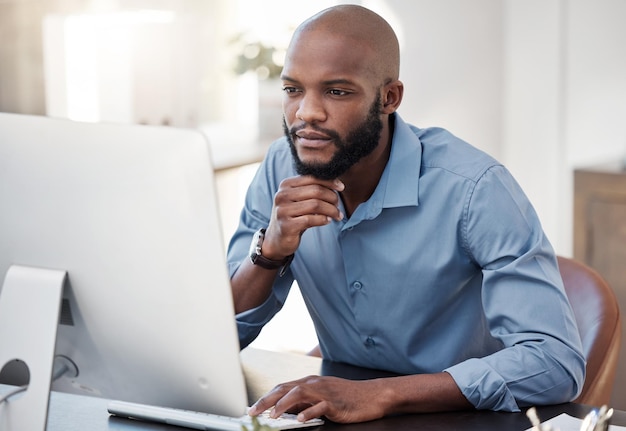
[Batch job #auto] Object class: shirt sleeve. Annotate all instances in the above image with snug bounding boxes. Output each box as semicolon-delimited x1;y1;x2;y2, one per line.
444;165;585;411
226;143;295;349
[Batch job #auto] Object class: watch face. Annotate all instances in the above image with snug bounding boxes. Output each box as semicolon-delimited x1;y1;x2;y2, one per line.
250;228;268;262
249;229;262;260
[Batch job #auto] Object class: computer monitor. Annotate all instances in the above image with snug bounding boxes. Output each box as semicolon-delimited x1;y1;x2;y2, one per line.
0;113;248;423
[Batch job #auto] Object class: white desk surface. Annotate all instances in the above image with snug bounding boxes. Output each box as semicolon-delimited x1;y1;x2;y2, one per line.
241;347;322;403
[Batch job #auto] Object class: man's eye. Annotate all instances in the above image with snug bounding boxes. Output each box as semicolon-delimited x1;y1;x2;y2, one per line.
282;87;300;94
328;89;349;96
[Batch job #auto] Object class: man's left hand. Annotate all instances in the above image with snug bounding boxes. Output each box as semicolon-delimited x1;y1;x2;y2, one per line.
247;375;390;424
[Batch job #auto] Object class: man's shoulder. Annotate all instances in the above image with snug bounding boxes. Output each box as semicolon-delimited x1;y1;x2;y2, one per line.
404;122;501;182
260;137;297;180
265;136;292;168
265;136;291;157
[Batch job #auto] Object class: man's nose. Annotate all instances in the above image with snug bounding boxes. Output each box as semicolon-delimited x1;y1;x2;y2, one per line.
295;93;327;124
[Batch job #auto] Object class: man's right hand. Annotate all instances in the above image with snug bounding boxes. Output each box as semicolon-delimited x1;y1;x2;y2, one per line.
231;175;344;314
260;175;345;261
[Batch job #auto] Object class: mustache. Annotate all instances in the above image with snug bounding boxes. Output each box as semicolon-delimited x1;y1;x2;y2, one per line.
287;123;341;142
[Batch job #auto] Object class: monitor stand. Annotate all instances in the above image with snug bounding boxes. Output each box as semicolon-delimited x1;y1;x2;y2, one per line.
0;265;66;431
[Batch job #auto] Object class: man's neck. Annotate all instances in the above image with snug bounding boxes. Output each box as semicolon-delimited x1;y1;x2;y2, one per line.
338;116;394;218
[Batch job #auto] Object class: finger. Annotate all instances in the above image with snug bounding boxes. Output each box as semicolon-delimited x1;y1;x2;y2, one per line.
290;214;338;230
284;176;344;192
265;211;336;254
296;401;330;423
248;389;289;416
248;397;275;416
277;185;341;210
247;377;311;417
278;177;344;208
269;381;319;419
279;199;344;224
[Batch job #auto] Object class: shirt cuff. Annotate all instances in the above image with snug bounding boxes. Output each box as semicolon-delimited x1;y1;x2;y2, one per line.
235;293;284;349
445;358;520;412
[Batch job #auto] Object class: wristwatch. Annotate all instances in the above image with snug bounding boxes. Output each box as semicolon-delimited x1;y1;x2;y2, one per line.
249;228;294;276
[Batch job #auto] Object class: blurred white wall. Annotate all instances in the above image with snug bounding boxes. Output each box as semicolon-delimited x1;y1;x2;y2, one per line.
365;0;626;256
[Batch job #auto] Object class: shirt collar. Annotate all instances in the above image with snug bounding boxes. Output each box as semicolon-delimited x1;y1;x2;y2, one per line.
376;113;421;209
340;114;421;227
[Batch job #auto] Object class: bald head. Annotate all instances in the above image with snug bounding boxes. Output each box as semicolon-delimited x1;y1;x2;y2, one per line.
289;5;400;83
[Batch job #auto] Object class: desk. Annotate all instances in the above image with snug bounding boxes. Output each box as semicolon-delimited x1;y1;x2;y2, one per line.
35;394;626;431
3;348;626;430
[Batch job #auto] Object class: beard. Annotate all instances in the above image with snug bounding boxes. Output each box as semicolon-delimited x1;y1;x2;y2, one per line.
283;94;383;180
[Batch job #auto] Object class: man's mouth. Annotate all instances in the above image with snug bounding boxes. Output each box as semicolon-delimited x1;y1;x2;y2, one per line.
295;130;333;147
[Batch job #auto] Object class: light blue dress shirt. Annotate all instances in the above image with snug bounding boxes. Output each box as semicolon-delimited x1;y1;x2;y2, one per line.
227;114;585;412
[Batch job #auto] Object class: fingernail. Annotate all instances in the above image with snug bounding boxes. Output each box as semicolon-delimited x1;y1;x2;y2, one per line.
334;179;345;191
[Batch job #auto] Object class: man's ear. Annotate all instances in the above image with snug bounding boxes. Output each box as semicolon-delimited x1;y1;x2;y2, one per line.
381;80;404;114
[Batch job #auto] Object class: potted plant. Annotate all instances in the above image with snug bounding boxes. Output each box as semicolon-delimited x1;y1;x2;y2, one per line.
231;34;286;139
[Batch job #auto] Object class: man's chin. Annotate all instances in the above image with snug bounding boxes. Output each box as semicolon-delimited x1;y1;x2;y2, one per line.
295;162;330;176
294;159;348;180
295;151;335;170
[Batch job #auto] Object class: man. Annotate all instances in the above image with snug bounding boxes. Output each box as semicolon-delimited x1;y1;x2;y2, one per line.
227;4;585;424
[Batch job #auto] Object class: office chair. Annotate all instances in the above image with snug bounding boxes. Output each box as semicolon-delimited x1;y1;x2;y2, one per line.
557;255;622;406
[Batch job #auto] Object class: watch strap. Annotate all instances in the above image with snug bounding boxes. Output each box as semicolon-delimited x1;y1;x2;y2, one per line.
252;252;289;269
250;228;294;276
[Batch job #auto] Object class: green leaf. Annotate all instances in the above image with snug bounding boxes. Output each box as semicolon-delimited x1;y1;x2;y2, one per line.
241;415;278;431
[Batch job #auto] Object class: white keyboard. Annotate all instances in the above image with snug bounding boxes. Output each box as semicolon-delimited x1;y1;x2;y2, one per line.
107;400;324;430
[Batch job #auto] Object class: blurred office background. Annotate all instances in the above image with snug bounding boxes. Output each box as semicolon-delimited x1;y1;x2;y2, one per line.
1;0;625;396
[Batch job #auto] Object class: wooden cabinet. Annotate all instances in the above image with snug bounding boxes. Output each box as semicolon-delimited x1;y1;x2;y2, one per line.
574;163;626;408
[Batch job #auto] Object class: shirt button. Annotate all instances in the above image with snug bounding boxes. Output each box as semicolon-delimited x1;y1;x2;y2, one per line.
353;281;362;290
364;337;375;347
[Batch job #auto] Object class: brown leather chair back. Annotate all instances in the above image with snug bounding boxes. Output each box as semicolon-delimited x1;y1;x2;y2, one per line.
558;255;622;406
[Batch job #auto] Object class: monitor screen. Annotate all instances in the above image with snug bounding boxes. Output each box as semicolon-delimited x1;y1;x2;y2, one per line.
0;113;248;417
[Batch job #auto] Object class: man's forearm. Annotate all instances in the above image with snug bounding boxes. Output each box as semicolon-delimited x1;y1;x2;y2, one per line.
231;259;279;314
381;372;473;415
